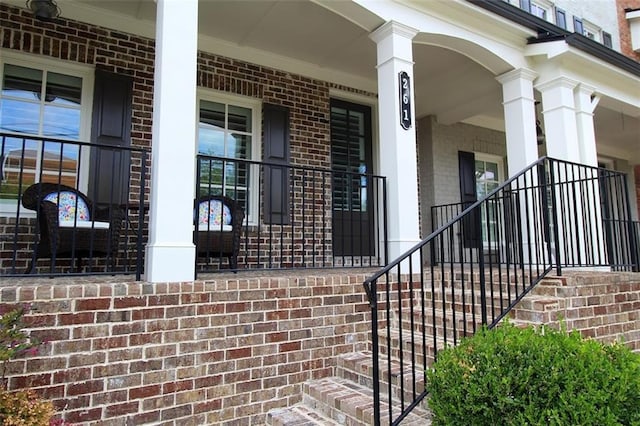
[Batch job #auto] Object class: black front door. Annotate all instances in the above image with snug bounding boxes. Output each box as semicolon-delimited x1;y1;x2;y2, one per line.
330;99;373;256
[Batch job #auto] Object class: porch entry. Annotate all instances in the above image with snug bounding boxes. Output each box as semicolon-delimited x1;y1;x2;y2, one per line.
330;99;374;257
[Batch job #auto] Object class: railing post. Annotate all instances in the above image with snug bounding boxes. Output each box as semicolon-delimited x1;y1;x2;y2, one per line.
548;159;562;276
367;278;381;426
136;150;148;281
478;218;488;326
382;178;389;266
622;176;640;272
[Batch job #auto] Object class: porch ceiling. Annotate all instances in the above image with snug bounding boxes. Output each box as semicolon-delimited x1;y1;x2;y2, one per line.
5;0;638;162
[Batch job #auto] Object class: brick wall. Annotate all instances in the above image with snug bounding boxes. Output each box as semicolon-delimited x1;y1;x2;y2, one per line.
0;272;371;424
512;272;640;351
616;0;640;61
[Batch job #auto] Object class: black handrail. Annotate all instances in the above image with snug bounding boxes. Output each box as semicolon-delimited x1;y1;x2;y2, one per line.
364;157;639;425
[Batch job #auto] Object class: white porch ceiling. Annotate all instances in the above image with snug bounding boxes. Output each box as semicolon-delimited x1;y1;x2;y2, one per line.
5;0;638;162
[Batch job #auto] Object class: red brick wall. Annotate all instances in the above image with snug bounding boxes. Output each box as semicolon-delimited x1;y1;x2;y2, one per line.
0;273;371;424
616;0;640;61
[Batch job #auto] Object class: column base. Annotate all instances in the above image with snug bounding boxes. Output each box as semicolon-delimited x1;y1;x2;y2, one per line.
145;243;196;282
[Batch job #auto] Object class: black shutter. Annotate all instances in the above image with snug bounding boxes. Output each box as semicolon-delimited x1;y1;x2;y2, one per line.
263;103;290;225
519;0;531;12
458;151;480;248
89;70;132;206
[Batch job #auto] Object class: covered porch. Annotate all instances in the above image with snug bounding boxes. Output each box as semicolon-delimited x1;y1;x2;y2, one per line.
1;0;639;282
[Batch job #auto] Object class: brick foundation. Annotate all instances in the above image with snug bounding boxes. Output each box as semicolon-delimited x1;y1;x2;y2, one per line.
512;271;640;351
0;271;372;424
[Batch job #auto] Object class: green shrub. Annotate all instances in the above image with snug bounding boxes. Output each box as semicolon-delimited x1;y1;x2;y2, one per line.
426;322;640;426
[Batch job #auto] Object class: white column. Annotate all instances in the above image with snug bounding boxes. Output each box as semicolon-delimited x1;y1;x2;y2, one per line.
145;0;198;282
536;77;580;162
496;69;543;265
535;77;587;267
574;84;608;267
369;21;421;266
496;68;538;176
574;84;599;167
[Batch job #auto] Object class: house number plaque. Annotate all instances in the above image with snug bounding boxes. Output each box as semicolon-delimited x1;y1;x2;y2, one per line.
399;71;412;130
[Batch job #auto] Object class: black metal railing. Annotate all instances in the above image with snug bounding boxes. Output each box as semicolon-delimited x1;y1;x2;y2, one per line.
196;154;388;272
363;157;639;425
1;133;149;278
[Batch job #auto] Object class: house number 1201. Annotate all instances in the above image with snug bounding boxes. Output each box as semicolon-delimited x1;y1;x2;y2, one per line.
399;71;412;130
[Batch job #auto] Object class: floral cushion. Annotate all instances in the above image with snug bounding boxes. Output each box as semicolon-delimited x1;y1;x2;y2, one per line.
198;199;232;228
43;191;90;223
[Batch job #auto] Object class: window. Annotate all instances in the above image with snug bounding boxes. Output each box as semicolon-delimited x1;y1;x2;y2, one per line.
475;154;504;247
573;17;584;35
582;20;602;42
530;2;547;20
520;0;551;21
555;8;567;29
196;94;260;223
0;53;92;212
602;32;613;48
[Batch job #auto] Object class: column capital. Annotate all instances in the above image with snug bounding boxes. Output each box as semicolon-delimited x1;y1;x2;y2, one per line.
495;68;537;85
369;21;419;44
534;75;579;92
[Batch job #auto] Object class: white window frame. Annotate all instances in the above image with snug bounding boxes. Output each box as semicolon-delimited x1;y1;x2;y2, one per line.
530;0;552;22
0;50;94;216
196;89;261;226
582;20;601;42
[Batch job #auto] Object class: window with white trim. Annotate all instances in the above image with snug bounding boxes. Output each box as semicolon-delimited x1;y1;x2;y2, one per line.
582;20;601;42
475;153;504;247
196;92;260;224
520;0;552;21
0;53;93;213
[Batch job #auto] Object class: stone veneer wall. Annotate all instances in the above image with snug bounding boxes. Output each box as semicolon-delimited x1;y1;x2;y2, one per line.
0;272;371;425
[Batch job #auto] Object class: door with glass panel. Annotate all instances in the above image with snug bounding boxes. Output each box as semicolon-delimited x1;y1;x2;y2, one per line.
330;99;373;256
475;155;503;249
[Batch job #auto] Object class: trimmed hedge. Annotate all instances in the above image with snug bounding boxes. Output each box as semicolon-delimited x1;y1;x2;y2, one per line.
426;322;640;426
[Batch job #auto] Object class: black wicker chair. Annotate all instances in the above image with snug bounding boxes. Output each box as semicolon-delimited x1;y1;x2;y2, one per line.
21;183;125;273
195;195;244;270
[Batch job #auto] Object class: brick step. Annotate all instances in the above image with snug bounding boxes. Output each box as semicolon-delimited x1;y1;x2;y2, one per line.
395;270;534;288
266;404;342;426
303;377;431;426
337;350;430;411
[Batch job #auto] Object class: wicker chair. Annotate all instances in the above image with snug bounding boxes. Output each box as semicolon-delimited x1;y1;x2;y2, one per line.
21;183;125;273
195;195;244;270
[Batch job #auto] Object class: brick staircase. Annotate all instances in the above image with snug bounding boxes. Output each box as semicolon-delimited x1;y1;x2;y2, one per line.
266;271;640;425
266;351;432;426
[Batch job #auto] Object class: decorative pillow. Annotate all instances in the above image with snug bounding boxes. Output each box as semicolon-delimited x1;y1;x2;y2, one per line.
198;199;232;227
43;191;91;223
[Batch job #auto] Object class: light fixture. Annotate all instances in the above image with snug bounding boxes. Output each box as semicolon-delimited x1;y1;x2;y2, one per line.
26;0;61;22
535;101;545;145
